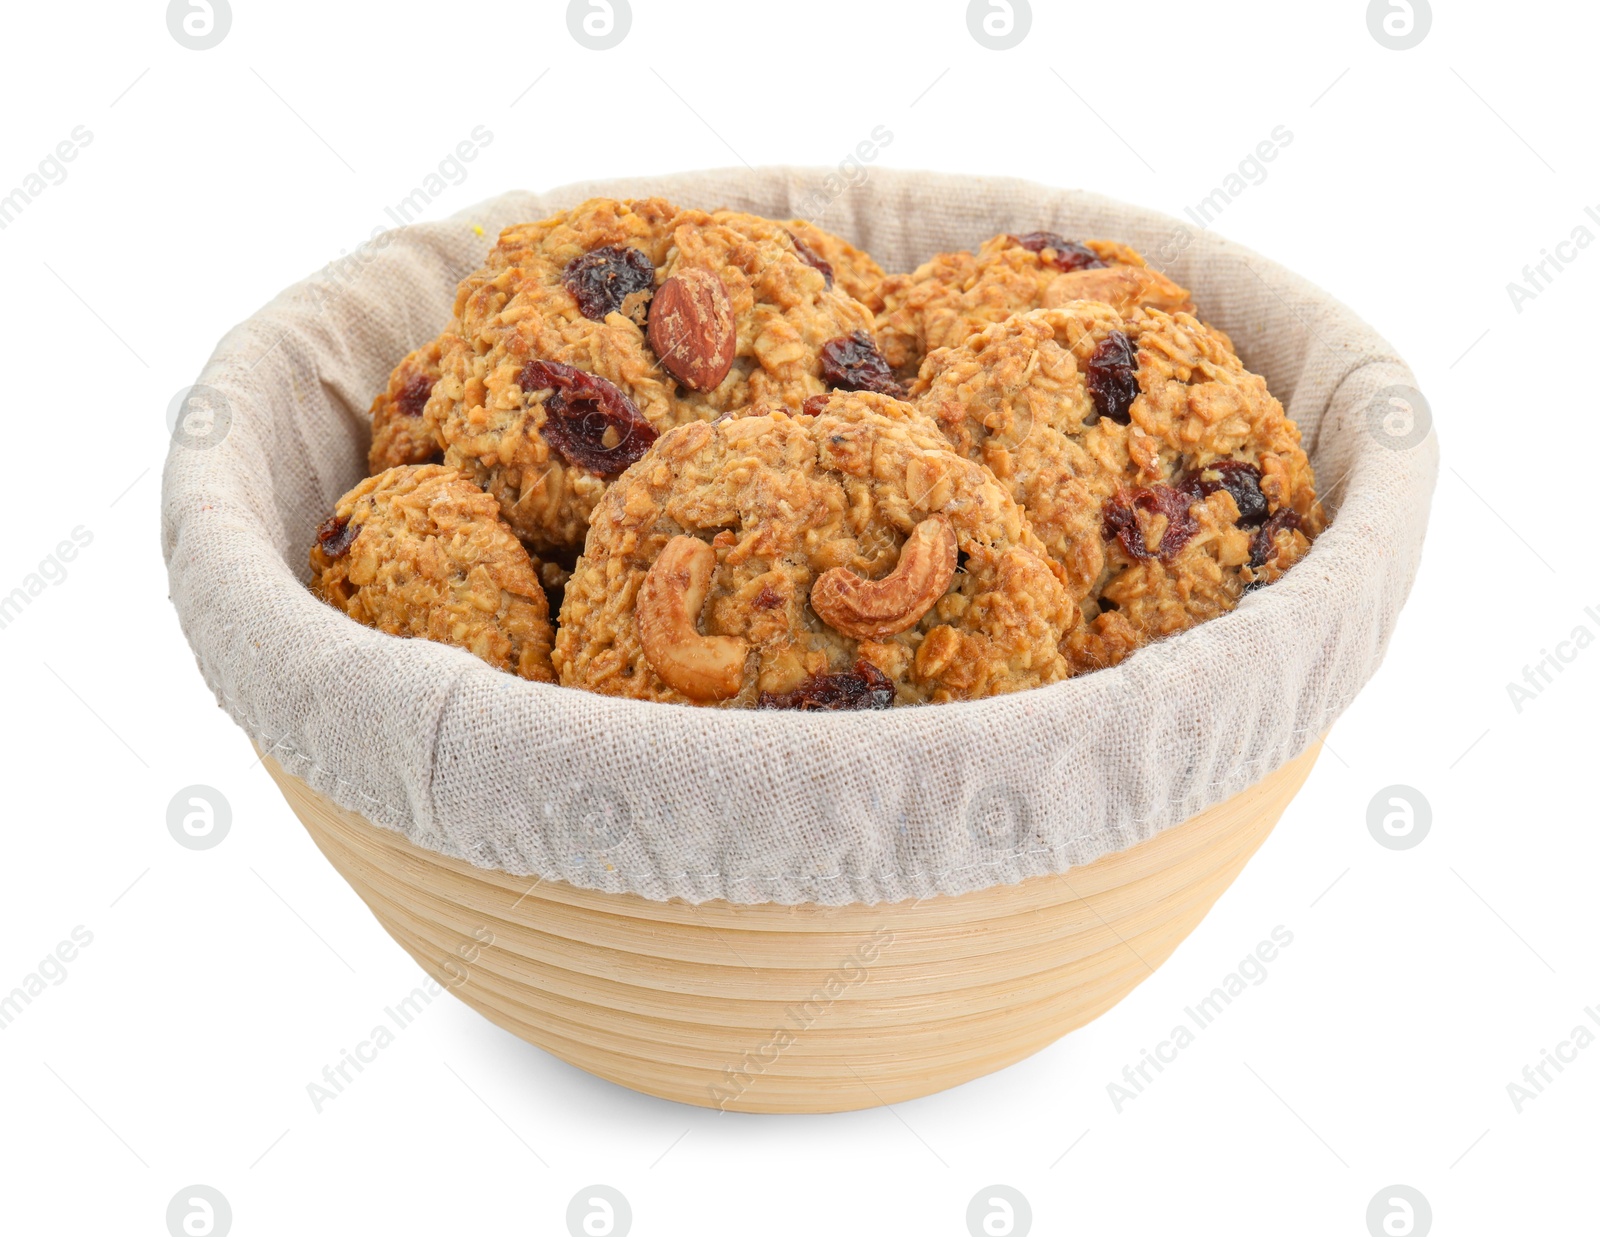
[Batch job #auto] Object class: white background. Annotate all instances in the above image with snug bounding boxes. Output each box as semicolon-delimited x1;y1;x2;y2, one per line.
1;1;1595;1234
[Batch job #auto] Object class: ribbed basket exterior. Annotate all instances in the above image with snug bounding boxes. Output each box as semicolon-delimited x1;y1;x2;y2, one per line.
265;744;1319;1112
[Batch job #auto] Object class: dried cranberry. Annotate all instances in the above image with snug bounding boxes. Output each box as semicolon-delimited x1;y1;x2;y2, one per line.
1086;330;1140;425
517;360;658;477
562;245;656;322
819;332;904;398
1102;485;1199;563
1013;232;1107;273
757;659;895;711
1181;459;1269;528
788;232;834;289
316;514;357;559
800;394;832;416
1250;508;1302;568
395;373;434;419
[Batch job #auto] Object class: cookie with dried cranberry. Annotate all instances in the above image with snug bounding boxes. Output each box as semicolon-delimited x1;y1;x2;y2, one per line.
553;392;1074;707
482;195;679;310
910;303;1323;673
783;217;888;311
309;464;554;681
1069;312;1324;672
876;232;1194;374
363;198;677;478
368;338;446;472
391;197;676;550
423;199;883;553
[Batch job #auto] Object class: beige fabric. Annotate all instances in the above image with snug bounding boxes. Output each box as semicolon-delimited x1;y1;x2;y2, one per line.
161;168;1437;906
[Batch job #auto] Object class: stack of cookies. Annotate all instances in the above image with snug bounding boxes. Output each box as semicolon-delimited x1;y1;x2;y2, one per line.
310;197;1324;709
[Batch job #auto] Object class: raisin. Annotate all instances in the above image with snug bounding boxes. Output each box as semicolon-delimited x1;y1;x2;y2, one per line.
1102;484;1199;563
1250;508;1302;568
517;360;658;477
316;514;357;559
800;393;832;416
757;659;895;711
1086;330;1140;425
562;245;656;322
788;232;834;288
819;331;904;397
752;586;784;610
396;373;434;419
1013;232;1107;273
1181;459;1269;528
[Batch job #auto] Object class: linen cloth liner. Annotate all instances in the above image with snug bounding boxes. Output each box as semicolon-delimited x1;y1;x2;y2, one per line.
161;168;1437;906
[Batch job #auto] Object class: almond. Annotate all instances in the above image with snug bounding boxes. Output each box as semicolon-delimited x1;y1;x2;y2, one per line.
647;268;736;392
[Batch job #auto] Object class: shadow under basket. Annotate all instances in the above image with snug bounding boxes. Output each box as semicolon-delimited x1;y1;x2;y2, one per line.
263;742;1320;1114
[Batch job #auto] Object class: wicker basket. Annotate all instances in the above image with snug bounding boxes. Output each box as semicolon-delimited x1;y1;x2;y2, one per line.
263;742;1320;1113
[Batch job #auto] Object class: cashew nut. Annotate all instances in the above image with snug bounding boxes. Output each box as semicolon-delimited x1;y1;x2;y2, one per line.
810;516;959;640
637;536;748;701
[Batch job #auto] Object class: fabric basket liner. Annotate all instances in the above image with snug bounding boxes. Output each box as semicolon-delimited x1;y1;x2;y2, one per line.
161;167;1437;906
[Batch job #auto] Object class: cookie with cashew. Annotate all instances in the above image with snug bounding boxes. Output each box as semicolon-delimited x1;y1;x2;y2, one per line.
910;303;1325;674
309;465;555;681
401;197;881;553
553;392;1076;706
876;231;1194;375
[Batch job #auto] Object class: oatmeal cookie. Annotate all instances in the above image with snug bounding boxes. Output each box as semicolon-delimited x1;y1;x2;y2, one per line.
877;232;1194;374
368;337;446;472
418;198;882;552
553;392;1075;706
783;217;887;311
910;303;1323;673
309;465;555;681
